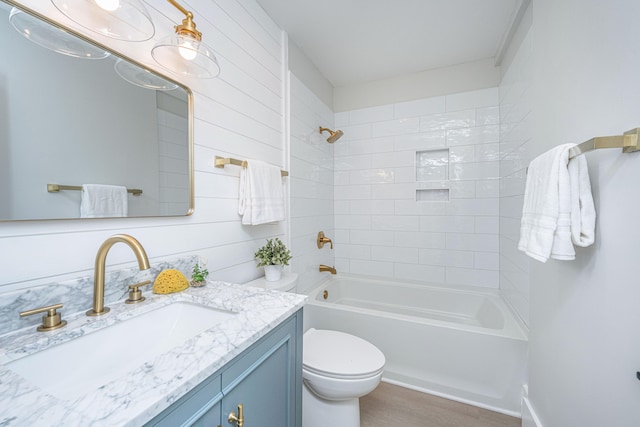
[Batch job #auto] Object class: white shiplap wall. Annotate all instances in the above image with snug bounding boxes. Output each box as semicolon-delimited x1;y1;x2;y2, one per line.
0;0;287;292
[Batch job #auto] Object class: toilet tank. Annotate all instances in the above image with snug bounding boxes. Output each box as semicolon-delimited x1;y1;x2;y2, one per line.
244;272;298;293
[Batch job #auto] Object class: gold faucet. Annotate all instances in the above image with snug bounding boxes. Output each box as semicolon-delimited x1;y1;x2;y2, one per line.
87;234;150;316
319;264;337;274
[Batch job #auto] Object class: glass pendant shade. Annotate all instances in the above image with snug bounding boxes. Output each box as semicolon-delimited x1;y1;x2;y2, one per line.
152;34;221;79
114;58;178;90
9;7;109;59
51;0;155;41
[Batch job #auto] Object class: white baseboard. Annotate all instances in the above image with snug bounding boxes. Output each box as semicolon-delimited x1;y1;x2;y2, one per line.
381;377;521;418
521;396;543;427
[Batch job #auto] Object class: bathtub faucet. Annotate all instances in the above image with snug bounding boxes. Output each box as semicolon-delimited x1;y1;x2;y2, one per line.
319;264;337;274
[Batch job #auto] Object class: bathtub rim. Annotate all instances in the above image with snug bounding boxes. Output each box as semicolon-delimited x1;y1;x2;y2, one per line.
305;273;528;341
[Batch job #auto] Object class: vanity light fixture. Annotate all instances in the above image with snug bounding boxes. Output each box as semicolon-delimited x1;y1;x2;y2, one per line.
51;0;155;41
9;7;110;59
151;0;221;79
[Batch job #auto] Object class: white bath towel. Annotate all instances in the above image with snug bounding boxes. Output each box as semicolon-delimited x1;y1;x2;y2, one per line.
80;184;128;218
238;160;285;225
518;144;596;262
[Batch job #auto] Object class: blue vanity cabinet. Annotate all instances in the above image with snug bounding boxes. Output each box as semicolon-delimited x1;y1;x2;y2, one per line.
146;309;302;427
147;373;223;427
221;310;302;427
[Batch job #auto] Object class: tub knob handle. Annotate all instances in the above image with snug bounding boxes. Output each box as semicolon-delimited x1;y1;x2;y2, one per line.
317;231;333;249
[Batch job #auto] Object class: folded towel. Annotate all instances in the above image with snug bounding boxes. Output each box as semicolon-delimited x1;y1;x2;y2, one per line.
518;144;596;262
80;184;128;218
238;160;285;225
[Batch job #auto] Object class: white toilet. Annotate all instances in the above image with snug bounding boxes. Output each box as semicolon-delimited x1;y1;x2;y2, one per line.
302;328;385;427
245;274;385;427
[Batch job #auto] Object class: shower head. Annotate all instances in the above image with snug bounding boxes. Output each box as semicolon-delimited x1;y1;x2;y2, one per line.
319;126;344;143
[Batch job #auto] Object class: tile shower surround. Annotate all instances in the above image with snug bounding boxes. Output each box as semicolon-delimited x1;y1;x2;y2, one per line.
289;74;335;294
334;88;500;288
498;28;533;326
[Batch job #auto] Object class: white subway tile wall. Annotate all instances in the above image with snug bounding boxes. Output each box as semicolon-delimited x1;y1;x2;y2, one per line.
289;74;335;293
334;88;500;288
416;189;450;202
499;29;533;326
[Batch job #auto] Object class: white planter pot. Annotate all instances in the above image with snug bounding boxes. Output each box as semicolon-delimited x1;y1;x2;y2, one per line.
264;265;283;282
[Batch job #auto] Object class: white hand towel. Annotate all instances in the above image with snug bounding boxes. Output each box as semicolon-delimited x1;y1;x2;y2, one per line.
80;184;128;218
568;155;596;247
550;146;574;261
238;160;285;225
518;144;596;262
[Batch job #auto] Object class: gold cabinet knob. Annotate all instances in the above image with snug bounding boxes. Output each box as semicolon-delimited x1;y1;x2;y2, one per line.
228;403;244;427
19;303;67;332
125;280;151;304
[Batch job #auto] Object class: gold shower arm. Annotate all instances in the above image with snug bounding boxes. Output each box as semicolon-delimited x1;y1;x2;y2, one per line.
319;126;344;143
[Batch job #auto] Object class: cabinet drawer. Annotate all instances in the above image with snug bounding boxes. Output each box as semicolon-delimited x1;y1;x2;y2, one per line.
222;315;297;390
146;374;222;427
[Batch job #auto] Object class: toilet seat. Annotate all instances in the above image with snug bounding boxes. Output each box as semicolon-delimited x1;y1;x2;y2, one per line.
302;366;384;381
303;329;385;379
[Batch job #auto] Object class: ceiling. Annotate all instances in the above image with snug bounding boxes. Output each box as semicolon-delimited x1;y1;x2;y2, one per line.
256;0;522;88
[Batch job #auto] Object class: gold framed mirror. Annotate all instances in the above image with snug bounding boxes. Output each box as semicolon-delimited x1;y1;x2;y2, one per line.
0;0;194;221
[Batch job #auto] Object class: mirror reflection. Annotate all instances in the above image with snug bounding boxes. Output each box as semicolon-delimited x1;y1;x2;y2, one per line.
0;1;193;221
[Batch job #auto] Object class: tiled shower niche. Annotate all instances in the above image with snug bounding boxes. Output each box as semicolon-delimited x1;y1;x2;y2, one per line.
416;149;450;201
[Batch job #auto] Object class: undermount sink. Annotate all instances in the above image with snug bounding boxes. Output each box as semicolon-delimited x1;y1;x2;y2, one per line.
7;301;236;401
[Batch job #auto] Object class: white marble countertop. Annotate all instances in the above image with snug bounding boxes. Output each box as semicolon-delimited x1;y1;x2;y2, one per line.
0;281;306;426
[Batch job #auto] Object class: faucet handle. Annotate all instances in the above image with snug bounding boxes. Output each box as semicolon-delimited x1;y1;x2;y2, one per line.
20;303;67;332
126;280;151;304
317;231;333;249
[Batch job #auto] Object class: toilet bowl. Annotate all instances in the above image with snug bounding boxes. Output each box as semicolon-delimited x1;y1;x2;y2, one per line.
245;274;385;426
302;328;385;427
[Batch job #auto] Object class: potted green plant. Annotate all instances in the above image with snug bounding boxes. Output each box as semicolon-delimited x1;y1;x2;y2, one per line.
254;237;292;281
190;261;209;287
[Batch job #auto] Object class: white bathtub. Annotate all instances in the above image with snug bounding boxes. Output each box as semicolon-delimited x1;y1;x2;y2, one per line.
303;274;528;416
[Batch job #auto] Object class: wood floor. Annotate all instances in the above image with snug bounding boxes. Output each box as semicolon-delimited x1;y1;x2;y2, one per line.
360;382;521;427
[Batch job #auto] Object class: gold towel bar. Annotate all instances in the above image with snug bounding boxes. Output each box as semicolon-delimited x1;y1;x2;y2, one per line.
47;184;143;196
568;127;640;159
214;156;289;177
